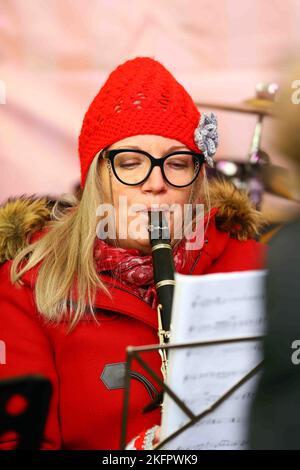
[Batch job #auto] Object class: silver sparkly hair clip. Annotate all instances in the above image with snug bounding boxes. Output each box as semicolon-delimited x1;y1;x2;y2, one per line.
194;112;219;167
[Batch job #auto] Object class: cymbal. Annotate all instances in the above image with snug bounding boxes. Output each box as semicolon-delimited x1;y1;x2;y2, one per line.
259;224;283;244
196;99;275;117
197;82;279;117
261;164;297;202
207;159;298;202
261;193;300;225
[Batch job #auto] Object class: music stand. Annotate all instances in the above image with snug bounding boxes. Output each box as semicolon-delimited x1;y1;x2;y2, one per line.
120;336;264;450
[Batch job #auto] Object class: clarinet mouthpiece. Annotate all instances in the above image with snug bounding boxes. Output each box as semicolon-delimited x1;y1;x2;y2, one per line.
148;210;171;244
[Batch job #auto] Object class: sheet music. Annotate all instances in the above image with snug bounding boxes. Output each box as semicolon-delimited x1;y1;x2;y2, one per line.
160;270;267;450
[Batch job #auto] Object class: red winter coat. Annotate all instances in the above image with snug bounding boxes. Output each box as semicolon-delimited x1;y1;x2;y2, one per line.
0;181;267;450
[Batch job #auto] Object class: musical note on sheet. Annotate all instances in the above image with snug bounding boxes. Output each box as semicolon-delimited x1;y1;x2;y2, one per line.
160;270;266;450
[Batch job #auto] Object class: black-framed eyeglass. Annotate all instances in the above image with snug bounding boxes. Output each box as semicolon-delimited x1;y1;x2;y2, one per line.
101;148;205;188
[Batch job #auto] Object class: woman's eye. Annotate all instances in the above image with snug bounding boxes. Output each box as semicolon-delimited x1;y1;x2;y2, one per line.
166;161;188;169
119;160;142;169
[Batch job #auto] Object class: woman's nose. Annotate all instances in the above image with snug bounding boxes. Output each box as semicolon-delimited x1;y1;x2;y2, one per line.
141;166;167;193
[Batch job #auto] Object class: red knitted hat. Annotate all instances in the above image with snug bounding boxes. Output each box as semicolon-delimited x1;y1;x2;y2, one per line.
78;56;218;189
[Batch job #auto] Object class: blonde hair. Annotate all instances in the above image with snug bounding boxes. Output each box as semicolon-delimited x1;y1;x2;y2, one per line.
11;152;211;331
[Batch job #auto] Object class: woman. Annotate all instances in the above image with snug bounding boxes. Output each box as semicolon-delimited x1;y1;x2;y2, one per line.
0;56;266;450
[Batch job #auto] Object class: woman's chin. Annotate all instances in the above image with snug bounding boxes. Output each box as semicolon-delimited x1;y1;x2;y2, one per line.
132;237;152;255
115;235;152;254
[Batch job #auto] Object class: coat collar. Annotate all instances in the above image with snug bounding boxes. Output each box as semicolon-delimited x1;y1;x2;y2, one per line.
94;274;158;329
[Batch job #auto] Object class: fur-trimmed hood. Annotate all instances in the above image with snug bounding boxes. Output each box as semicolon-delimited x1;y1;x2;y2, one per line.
0;179;266;264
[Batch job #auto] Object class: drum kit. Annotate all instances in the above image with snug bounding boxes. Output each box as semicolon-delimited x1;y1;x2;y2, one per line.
196;83;300;243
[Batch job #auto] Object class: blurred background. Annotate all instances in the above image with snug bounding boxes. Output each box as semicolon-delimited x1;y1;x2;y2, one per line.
1;0;300;224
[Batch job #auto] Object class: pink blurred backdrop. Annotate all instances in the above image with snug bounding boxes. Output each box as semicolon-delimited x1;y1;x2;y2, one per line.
1;0;300;219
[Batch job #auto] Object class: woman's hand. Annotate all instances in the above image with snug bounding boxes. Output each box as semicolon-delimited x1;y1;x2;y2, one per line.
125;424;161;450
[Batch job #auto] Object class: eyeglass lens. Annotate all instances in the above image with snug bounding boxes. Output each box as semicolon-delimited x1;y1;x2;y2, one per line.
113;151;200;186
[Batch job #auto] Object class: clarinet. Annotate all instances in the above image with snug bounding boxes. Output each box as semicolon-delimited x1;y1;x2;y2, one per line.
143;210;176;413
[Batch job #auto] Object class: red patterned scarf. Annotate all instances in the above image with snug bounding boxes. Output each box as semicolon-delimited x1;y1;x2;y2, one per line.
93;238;189;309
